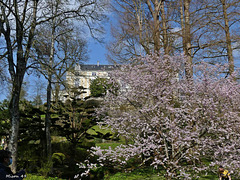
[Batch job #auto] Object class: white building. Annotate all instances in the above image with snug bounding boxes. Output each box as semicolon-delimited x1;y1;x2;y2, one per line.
60;63;117;101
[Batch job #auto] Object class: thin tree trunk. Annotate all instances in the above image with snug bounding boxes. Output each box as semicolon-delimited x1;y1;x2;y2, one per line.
160;1;169;54
146;0;161;52
180;0;185;52
45;1;59;162
45;30;55;162
45;79;52;161
153;0;161;52
54;83;60;104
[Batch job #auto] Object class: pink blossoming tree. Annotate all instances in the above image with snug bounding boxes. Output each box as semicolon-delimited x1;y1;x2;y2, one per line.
80;53;240;179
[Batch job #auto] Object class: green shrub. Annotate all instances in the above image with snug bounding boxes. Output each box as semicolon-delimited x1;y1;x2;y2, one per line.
52;153;66;166
37;161;53;177
81;139;95;149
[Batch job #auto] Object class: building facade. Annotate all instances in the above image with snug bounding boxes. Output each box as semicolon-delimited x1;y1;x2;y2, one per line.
60;63;116;101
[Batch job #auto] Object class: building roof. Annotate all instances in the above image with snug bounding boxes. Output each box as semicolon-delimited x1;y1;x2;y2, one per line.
76;64;118;71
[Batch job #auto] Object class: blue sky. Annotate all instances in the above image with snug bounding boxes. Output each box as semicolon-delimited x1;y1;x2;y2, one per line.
87;12;115;66
87;36;110;65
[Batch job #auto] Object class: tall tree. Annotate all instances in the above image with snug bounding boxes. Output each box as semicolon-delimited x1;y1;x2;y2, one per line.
32;0;100;161
35;24;88;162
203;0;240;75
0;1;38;172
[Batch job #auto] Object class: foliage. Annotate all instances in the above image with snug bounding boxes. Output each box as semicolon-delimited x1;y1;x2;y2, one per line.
0;100;10;138
17;101;48;175
0;100;77;177
81;53;240;179
18;100;45;143
0;99;46;172
52;153;66;165
16;97;112;178
38;161;54;178
90;78;111;97
52;97;113;178
87;125;112;136
54;99;100;146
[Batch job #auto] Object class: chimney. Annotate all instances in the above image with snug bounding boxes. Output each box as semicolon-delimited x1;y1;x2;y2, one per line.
97;61;99;66
75;64;81;71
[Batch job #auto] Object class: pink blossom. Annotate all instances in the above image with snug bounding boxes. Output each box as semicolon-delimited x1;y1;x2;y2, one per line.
81;53;240;179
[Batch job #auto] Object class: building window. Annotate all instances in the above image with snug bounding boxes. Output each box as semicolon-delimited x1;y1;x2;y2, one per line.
75;78;79;87
92;72;97;76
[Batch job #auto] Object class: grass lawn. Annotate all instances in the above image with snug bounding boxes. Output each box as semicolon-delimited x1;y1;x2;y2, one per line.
96;142;123;149
87;125;113;136
25;174;66;180
24;171;218;180
105;170;218;180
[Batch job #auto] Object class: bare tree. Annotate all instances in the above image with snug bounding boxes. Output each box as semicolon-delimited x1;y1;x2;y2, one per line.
209;0;239;75
109;0;240;77
34;24;88;162
32;0;108;166
107;0;175;64
177;0;211;78
177;0;240;76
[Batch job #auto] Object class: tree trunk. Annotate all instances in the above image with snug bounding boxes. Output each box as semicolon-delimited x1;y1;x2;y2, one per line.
183;0;193;79
160;1;170;54
8;100;20;173
135;0;150;54
146;0;161;52
8;73;24;173
153;0;161;52
180;0;185;52
45;79;52;161
54;83;60;104
221;0;234;75
45;2;58;162
45;31;55;162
